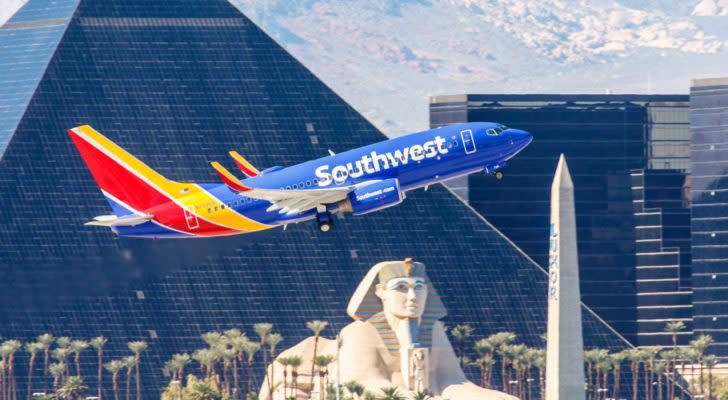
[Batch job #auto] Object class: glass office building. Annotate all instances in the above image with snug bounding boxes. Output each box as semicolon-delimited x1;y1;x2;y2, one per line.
430;94;691;344
691;77;728;360
0;1;640;398
630;169;692;347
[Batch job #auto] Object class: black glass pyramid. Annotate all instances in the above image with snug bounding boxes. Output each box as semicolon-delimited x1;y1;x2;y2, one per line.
0;0;639;398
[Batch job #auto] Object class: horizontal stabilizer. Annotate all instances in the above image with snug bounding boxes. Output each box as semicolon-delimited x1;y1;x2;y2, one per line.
229;151;260;177
211;161;250;192
85;214;153;227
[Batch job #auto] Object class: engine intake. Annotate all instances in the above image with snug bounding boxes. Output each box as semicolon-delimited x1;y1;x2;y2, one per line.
338;178;405;216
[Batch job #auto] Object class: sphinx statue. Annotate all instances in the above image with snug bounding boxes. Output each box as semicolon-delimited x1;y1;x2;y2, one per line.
260;259;517;400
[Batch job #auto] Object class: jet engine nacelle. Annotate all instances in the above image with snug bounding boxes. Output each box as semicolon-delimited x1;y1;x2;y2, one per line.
338;178;405;216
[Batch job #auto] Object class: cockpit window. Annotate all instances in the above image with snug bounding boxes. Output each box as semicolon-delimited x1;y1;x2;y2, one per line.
487;125;508;135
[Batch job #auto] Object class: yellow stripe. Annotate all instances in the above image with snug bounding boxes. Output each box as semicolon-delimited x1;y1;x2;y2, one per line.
229;151;260;175
77;125;270;232
211;161;245;186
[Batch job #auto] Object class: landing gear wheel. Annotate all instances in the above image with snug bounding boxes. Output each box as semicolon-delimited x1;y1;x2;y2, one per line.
316;211;334;233
318;222;332;232
495;171;504;180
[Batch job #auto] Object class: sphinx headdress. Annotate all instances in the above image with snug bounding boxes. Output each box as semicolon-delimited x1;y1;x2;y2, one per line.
347;259;447;354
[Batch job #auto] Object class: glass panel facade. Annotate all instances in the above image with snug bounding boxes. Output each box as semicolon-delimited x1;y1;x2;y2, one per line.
0;0;79;159
631;169;692;347
0;1;641;398
691;78;728;360
430;94;690;344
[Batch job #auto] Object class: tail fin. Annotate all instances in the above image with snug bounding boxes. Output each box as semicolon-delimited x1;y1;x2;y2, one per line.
68;125;177;217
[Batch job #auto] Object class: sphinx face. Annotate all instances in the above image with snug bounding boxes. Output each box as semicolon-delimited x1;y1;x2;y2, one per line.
376;277;428;319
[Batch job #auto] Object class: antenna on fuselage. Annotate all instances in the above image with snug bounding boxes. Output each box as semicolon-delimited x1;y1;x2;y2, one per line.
328;149;336;156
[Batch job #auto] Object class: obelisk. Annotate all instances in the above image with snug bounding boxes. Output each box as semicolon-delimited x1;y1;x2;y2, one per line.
545;155;585;400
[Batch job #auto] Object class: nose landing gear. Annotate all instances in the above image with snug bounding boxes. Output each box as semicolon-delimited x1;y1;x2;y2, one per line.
485;163;506;181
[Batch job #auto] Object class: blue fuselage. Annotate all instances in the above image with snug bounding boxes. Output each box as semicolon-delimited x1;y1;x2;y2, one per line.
116;122;532;237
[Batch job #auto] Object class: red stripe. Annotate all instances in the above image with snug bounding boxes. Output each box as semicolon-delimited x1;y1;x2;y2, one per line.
232;158;258;178
68;130;236;236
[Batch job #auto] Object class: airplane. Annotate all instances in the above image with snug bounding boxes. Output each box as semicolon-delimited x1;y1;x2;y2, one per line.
68;123;532;238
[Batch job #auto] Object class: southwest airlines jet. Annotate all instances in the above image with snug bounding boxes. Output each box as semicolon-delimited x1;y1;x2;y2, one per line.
68;123;532;238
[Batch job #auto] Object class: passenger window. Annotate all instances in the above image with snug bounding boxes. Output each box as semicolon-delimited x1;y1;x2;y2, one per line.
286;186;291;190
447;142;453;149
214;206;218;211
300;182;304;188
208;208;212;213
306;180;312;186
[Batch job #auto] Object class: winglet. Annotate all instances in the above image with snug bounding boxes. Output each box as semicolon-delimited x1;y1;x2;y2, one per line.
211;162;250;192
228;151;260;178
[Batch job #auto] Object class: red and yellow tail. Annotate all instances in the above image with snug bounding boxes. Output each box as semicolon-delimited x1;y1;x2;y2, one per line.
68;125;270;235
68;125;178;215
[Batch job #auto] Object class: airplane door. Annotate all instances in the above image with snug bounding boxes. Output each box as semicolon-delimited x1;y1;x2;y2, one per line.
460;129;476;154
183;207;199;230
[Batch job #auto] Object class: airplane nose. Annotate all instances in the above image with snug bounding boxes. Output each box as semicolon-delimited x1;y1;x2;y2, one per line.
509;129;533;153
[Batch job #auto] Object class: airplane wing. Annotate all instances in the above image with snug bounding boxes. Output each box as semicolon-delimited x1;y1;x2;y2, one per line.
210;160;355;214
244;186;353;214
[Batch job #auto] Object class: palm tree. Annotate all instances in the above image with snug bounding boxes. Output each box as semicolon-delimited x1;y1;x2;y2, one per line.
2;346;9;400
242;342;260;395
49;363;65;400
68;340;88;378
253;324;273;385
450;325;473;368
412;390;431;400
474;339;494;388
3;340;22;400
34;335;53;396
610;350;628;400
584;349;598;400
201;332;224;349
266;333;284;399
345;381;364;400
314;355;334;400
58;376;86;400
659;349;676;400
104;360;124;400
532;349;546;400
220;347;235;397
653;361;665;400
127;341;147;400
288;356;302;397
627;348;644;400
664;322;685;399
122;356;135;400
186;380;219;400
277;357;293;399
492;332;516;392
675;347;690;399
90;337;107;400
685;346;698;395
704;355;717;400
24;342;42;400
598;357;612;400
224;330;244;400
642;347;660;400
377;386;403;400
691;335;713;395
306;321;329;390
